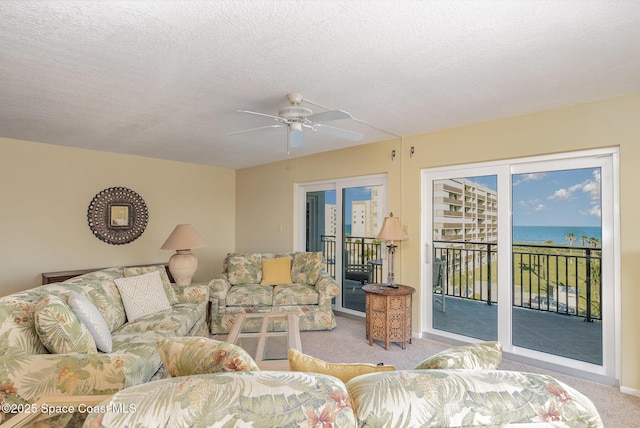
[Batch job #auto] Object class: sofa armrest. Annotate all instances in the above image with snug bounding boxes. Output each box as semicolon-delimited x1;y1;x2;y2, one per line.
173;284;209;305
0;351;146;405
314;271;340;297
208;273;231;301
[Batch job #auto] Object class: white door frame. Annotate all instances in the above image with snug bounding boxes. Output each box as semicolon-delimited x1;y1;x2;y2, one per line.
421;147;620;385
296;174;388;315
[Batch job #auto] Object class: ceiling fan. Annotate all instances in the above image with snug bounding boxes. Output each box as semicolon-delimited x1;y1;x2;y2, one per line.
227;93;364;150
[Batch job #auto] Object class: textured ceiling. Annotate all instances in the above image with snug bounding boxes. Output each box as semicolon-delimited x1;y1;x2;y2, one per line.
1;1;639;169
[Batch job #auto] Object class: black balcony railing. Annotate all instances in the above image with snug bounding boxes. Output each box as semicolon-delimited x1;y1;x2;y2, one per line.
433;240;602;322
321;235;383;284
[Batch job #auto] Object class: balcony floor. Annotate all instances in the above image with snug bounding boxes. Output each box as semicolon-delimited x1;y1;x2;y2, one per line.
433;296;602;365
341;281;602;366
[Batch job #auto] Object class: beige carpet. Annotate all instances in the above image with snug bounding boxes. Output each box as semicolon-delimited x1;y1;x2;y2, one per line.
298;315;640;428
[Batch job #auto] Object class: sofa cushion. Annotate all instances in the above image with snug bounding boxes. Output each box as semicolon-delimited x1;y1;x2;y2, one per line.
288;348;395;383
114;304;203;337
34;294;98;354
226;284;273;306
83;371;358;428
124;265;178;305
260;256;293;285
226;253;263;285
63;271;127;332
291;251;323;285
68;291;113;352
273;283;319;306
110;333;168;382
157;336;259;376
114;271;172;322
346;370;603;427
414;341;503;370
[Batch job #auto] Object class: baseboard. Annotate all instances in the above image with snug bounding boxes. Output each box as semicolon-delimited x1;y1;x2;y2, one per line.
620;386;640;397
334;309;365;321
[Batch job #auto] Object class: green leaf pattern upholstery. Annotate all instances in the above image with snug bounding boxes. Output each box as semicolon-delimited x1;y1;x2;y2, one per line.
346;370;603;427
414;341;503;370
157;336;260;377
83;369;602;428
84;371;357;428
209;252;339;334
0;268;209;425
33;294;97;354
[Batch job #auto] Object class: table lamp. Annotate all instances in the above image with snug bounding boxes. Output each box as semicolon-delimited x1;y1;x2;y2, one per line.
376;213;408;288
161;224;206;285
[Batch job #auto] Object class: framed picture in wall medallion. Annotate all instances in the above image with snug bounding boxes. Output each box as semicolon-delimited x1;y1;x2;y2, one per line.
87;187;148;245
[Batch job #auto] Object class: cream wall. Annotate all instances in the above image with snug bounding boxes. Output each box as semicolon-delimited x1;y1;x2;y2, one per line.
0;138;235;295
235;93;640;392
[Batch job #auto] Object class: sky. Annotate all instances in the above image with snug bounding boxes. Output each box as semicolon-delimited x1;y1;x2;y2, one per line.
320;168;602;228
469;167;602;227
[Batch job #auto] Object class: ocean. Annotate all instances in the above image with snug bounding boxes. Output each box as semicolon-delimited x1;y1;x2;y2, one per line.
512;225;601;245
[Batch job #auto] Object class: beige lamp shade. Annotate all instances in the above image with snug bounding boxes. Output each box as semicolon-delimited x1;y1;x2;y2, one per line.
161;224;206;251
376;213;407;287
376;213;408;243
161;224;206;285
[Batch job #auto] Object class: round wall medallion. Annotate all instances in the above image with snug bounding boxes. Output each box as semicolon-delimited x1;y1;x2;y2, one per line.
87;187;149;245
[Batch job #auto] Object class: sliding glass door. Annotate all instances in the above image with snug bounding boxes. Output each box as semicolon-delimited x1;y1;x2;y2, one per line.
423;149;618;383
299;175;387;314
430;174;498;341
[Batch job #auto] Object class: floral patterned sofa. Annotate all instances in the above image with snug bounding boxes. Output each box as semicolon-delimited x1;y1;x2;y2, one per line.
0;265;209;425
208;252;340;334
84;340;603;427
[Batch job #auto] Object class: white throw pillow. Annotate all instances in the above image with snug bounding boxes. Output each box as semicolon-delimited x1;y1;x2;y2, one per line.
68;291;113;352
114;270;172;322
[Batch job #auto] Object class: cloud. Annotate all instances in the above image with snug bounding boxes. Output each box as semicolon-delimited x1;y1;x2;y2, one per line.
518;198;542;207
549;188;572;200
535;204;545;211
580;205;601;218
548;170;601;201
513;173;545;186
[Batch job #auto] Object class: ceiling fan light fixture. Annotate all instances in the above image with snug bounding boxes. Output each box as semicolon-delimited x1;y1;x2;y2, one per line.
278;106;312;120
234;92;362;149
289;122;303;133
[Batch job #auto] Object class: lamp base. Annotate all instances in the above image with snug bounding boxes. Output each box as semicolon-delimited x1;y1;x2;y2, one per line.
168;250;198;285
385;243;399;288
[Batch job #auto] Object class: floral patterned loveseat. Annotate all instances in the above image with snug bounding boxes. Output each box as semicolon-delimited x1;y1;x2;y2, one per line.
208;252;340;334
0;266;208;425
84;341;603;427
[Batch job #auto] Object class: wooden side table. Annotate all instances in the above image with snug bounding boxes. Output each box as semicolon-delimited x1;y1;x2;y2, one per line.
363;284;415;350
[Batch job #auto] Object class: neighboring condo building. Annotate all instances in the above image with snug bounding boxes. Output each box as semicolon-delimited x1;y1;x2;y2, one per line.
432;178;498;243
324;187;384;239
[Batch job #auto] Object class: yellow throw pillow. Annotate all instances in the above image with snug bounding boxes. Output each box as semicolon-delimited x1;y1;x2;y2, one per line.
260;257;293;285
288;348;395;383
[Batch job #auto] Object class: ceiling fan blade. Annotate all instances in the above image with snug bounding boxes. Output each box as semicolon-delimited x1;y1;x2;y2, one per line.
312;124;364;141
226;124;284;136
288;128;304;148
236;110;287;123
306;109;353;123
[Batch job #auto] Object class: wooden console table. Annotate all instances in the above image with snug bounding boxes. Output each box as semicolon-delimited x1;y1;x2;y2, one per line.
363;284;415;350
42;263;171;284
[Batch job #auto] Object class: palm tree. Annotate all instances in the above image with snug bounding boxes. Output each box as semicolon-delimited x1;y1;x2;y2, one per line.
580;235;589;246
566;233;576;246
566;233;576;263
